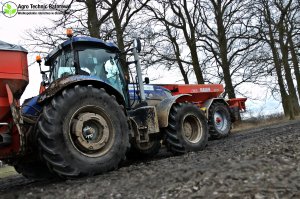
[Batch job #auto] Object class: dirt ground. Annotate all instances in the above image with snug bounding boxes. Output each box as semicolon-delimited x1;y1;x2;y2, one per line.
0;120;300;199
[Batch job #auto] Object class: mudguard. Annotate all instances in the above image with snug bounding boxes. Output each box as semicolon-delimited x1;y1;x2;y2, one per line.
129;106;159;142
155;94;191;128
201;98;228;118
37;75;126;106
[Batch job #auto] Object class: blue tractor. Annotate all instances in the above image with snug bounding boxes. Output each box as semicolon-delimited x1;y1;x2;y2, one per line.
14;31;209;179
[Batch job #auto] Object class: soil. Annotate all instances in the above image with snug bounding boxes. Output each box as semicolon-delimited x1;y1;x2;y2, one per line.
0;120;300;199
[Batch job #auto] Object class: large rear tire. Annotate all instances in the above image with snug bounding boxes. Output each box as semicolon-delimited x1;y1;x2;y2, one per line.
208;102;231;140
14;158;55;180
164;103;208;155
13;126;54;180
37;85;129;179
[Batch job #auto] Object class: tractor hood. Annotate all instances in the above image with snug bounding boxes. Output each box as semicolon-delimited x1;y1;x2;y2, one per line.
45;37;119;66
37;75;125;106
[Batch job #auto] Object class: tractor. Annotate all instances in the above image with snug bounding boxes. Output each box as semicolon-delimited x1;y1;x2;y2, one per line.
0;30;245;179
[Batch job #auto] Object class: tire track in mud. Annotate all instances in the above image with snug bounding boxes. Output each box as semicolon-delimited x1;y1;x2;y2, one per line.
0;120;300;198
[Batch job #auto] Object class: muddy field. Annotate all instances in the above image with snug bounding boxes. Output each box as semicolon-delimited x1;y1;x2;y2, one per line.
0;120;300;199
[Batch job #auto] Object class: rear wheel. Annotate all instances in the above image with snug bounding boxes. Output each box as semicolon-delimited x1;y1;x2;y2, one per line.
38;85;129;179
208;102;231;140
164;103;208;155
13;126;54;180
14;158;55;180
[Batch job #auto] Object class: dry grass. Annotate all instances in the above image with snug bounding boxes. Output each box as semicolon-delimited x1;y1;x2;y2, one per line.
0;166;17;178
232;113;299;132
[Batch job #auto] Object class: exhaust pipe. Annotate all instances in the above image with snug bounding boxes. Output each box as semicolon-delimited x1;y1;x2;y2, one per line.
0;123;11;147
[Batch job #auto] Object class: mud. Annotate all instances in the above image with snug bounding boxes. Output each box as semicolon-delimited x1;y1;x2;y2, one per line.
1;120;300;199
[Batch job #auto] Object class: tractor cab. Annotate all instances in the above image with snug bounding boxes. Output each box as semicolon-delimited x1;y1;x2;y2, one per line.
41;36;127;101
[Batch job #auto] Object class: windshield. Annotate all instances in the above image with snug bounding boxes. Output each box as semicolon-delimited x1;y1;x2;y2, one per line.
78;48;126;95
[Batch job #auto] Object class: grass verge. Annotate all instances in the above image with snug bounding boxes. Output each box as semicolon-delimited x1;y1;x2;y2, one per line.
0;166;17;178
232;114;300;132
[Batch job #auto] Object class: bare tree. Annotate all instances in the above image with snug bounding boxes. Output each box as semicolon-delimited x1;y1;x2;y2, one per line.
284;1;300;99
253;0;300;119
197;0;260;98
275;0;300;116
24;0;150;80
147;0;205;84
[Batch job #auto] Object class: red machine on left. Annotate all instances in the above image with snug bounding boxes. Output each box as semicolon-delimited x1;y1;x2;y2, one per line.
0;41;28;158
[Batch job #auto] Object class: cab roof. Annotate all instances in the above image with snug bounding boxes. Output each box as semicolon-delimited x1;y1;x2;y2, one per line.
45;37;119;66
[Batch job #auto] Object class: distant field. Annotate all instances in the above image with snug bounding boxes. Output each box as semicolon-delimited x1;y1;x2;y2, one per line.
0;166;17;178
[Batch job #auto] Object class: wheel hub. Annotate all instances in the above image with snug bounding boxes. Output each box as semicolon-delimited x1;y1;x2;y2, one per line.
72;112;110;152
182;114;203;143
214;111;228;132
216;117;222;123
82;126;96;140
184;122;193;139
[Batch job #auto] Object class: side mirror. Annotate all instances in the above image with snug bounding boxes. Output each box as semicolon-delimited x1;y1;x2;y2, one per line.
133;38;141;53
144;77;150;84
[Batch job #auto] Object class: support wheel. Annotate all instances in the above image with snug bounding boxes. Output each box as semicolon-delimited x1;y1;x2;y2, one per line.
208;102;231;140
38;85;129;179
164;103;208;155
128;135;161;158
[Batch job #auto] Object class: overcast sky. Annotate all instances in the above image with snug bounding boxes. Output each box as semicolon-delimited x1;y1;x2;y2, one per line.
0;0;283;117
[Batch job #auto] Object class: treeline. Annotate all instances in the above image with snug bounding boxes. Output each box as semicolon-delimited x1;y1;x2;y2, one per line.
25;0;300;119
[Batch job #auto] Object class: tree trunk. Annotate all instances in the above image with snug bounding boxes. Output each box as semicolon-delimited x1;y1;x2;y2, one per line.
173;43;189;84
185;38;204;84
214;1;236;99
166;28;189;84
180;0;204;84
288;95;295;120
278;20;300;116
266;16;290;116
287;32;300;99
111;1;129;81
85;0;100;38
178;61;189;84
270;45;290;116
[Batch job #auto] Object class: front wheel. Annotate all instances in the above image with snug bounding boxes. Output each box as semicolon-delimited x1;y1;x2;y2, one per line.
127;135;161;158
164;103;208;155
37;85;129;179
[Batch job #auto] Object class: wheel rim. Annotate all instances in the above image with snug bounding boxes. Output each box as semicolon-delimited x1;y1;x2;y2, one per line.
182;114;203;143
69;105;115;157
213;110;228;133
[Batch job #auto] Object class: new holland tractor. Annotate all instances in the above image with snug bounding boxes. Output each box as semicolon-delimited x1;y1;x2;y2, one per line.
0;30;208;178
0;30;246;179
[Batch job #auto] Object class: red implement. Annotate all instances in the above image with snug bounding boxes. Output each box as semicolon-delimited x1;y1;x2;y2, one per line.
0;42;28;158
160;84;224;103
0;48;28;121
160;84;247;111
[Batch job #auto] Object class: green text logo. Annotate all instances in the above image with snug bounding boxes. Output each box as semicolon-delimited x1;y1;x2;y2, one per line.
2;2;17;18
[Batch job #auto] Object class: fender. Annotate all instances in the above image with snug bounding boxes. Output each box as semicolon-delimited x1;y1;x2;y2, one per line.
155;94;191;128
37;75;126;106
201;98;229;118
